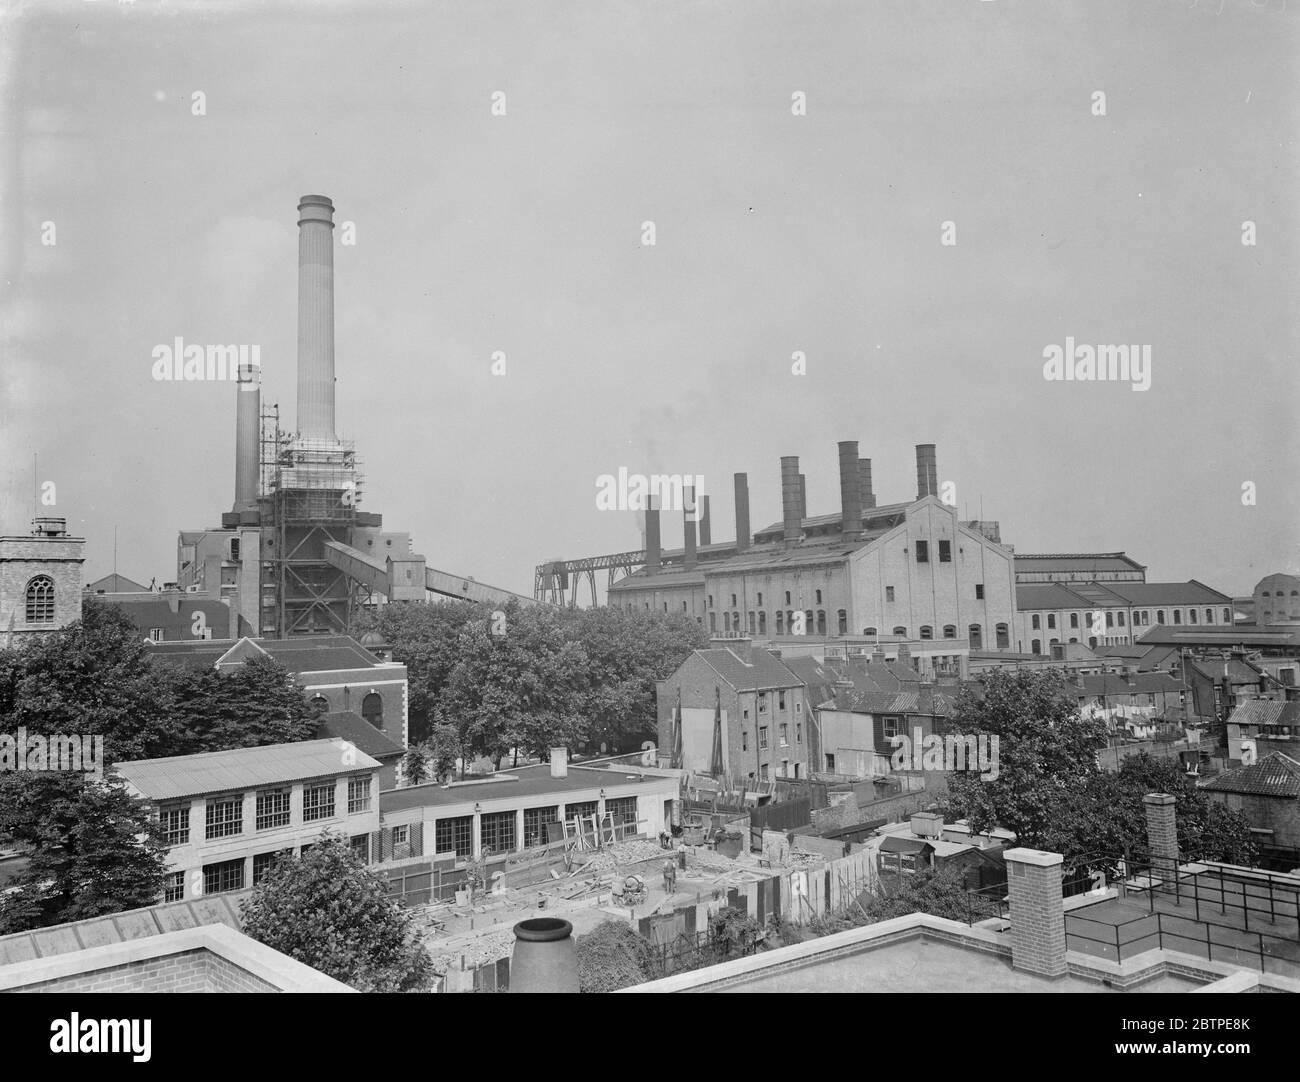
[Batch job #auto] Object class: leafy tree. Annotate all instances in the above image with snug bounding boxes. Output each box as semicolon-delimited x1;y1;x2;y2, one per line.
576;919;657;993
239;833;433;992
861;865;974;924
166;654;319;755
0;772;168;933
943;668;1109;849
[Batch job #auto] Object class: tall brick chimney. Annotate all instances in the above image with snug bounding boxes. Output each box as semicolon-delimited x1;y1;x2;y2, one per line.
781;457;802;546
915;444;938;501
699;494;711;546
838;440;863;540
683;483;698;569
733;473;751;552
859;458;876;510
296;195;337;441
645;496;661;575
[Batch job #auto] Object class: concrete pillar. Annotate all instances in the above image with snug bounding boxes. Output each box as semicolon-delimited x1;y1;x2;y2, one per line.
515;808;525;852
1144;792;1179;891
1004;847;1067;978
472;810;482;859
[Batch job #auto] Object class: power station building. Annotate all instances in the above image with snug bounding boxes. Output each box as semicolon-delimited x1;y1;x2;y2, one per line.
608;443;1018;654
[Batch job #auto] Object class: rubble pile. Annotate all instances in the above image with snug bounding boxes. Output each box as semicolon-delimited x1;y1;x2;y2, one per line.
574;839;667;873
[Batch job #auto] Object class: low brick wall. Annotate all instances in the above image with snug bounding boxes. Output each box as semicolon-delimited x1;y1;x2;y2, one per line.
11;948;279;994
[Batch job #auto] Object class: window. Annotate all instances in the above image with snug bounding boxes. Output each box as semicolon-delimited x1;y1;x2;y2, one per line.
817;610;826;635
838;609;847;634
159;805;190;847
757;592;763;606
779;723;789;746
1117;611;1125;626
1223;607;1232;623
1032;639;1041;654
1105;611;1113;628
743;708;749;720
524;806;559;848
230;538;241;562
733;611;740;631
804;610;813;633
361;693;383;728
723;612;730;632
202;858;245;896
309;694;329;715
795;721;803;744
1047;614;1056;629
882;716;904;740
347;776;372;814
885;586;895;603
824;753;836;772
775;611;784;634
481;811;516;853
1156;610;1165;624
742;731;748;751
892;626;907;636
255;789;290;831
1031;614;1041;630
780;760;789;778
606;796;638;826
350;834;370;863
148;627;165;642
759;726;769;749
778;691;786;711
975;584;985;600
1189;609;1198;624
253;850;292;884
995;623;1009;649
731;594;737;607
943;625;956;639
759;763;769;781
915;540;929;563
205;797;243;840
939;539;951;562
566;800;598;824
435;816;473;857
864;627;878;636
1173;610;1182;625
24;576;54;622
1205;608;1214;624
303;783;335;822
795;701;802;714
969;624;983;649
748;612;756;633
163;872;185;903
1070;612;1079;628
758;692;769;714
785;591;791;605
920;626;933;639
815;589;822;604
709;612;717;631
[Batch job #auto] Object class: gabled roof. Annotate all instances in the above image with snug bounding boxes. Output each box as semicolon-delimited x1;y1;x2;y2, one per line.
1186;657;1265;685
115;738;381;801
145;634;389;674
1200;753;1300;798
1073;671;1185;697
85;573;150;593
1102;581;1233;605
695;646;803;692
1015;584;1092;610
314;711;405;760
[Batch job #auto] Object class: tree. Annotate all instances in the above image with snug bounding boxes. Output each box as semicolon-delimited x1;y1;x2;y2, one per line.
166;654;319;755
943;668;1109;850
861;865;974;924
0;772;168;933
239;833;433;992
576;920;657;993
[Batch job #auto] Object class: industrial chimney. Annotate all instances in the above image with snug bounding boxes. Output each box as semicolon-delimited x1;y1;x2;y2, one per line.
296;195;337;441
781;456;802;546
838;440;863;540
645;496;662;574
733;473;751;552
916;444;938;500
798;473;807;521
233;359;261;514
859;458;876;510
699;495;712;547
683;483;698;569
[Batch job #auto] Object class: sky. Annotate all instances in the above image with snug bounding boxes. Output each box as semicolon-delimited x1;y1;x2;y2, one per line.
1;0;1297;599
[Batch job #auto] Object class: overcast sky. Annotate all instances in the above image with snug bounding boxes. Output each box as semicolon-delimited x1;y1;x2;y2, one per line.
1;0;1296;599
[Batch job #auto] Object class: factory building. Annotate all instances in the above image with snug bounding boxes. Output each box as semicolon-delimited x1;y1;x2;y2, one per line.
609;443;1017;654
0;517;85;647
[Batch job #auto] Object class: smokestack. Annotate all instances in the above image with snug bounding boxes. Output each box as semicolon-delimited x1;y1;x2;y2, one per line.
859;458;876;509
233;359;261;513
296;194;337;441
781;456;802;545
733;473;750;552
699;494;711;546
645;496;661;574
916;444;938;500
683;483;698;568
798;474;807;520
838;441;862;540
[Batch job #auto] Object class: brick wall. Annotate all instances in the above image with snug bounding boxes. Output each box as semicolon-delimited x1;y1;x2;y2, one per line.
1005;848;1066;978
8;948;277;993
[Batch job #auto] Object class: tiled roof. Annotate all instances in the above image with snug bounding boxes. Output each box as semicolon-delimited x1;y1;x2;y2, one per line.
1186;657;1265;685
145;634;388;674
697;646;802;691
1074;672;1185;697
1200;753;1300;798
1226;700;1300;729
115;738;381;801
314;711;405;759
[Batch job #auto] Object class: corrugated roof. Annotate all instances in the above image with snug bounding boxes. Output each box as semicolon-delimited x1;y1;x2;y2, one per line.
1201;753;1300;798
379;764;673;813
115;738;381;801
315;711;405;759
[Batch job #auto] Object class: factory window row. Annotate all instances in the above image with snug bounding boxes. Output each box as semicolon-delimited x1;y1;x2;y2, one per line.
159;778;373;848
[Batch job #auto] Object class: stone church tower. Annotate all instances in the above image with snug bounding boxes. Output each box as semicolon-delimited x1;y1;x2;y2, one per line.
0;517;86;648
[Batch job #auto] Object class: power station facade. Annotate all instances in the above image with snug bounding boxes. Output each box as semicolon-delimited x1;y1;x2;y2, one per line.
178;196;531;638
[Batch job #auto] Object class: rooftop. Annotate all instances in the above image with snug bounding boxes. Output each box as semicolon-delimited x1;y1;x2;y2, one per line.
115;738;381;801
1013;552;1146;575
1226;699;1300;729
695;645;803;692
1199;752;1300;798
144;634;392;674
314;710;405;760
379;763;674;813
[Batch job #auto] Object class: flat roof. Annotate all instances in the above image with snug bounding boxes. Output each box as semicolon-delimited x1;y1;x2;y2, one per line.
379;763;674;813
115;738;380;801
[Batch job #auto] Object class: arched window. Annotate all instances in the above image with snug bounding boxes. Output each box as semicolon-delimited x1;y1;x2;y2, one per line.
1070;613;1079;629
837;610;847;634
309;694;329;715
1205;608;1213;624
758;611;766;634
919;626;933;640
723;612;731;632
1173;610;1182;625
968;624;982;650
1156;610;1165;624
892;626;907;636
1262;591;1271;598
24;576;55;623
1222;608;1231;623
816;610;826;635
1047;614;1056;629
362;693;383;728
709;612;717;632
1105;611;1113;628
1031;614;1041;630
995;623;1009;649
942;625;956;639
748;611;756;634
775;611;784;635
1031;639;1041;654
804;610;813;634
733;611;741;633
863;627;878;636
1117;611;1125;626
